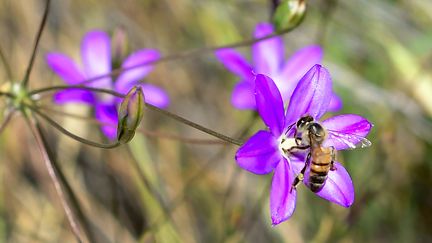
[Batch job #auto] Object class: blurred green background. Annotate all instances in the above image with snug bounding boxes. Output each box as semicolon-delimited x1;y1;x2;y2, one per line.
1;0;432;242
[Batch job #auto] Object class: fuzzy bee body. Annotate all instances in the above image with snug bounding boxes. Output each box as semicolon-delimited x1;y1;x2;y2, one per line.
289;115;335;192
309;145;333;192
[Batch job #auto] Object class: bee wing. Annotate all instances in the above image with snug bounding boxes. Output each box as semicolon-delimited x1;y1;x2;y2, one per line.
325;129;372;150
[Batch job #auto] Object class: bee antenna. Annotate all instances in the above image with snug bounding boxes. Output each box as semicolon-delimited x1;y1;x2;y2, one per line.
285;122;296;135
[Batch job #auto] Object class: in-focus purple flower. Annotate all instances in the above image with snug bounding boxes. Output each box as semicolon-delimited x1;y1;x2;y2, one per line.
216;22;342;111
235;64;372;225
46;30;169;139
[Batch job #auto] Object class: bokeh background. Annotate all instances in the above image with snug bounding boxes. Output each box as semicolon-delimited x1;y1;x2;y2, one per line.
0;0;432;242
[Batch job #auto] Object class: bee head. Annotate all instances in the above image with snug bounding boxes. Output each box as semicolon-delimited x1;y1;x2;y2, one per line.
308;123;327;144
296;115;314;131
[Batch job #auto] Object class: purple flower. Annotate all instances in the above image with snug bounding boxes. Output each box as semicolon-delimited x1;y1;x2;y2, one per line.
46;30;169;139
235;64;372;225
216;22;342;111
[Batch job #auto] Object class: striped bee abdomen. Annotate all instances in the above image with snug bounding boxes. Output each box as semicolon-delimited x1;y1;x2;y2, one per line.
308;148;332;192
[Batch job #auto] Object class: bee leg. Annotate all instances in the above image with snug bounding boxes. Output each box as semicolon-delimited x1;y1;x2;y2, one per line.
291;153;311;192
287;144;309;154
330;146;337;171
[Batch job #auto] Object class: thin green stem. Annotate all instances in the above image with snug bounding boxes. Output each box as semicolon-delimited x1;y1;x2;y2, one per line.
76;27;295;86
0;110;14;136
24;114;85;243
0;91;15;98
29;85;124;98
0;43;13;81
145;103;243;146
36;105;227;145
28;105;121;149
22;0;51;87
29;85;243;146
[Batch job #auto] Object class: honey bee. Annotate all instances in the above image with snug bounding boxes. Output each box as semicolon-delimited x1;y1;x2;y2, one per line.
288;115;371;192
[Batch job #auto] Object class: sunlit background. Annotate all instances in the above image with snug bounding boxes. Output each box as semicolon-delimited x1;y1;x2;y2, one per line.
0;0;432;242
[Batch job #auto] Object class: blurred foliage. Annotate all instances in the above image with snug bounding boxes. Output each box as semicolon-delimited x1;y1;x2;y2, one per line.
0;0;432;242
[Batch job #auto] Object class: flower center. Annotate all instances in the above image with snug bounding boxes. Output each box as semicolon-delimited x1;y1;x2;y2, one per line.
278;135;297;159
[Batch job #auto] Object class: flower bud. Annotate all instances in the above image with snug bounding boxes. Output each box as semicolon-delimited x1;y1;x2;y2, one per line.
117;86;145;143
272;0;307;32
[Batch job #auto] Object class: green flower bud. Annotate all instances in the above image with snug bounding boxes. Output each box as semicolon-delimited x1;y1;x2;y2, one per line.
273;0;307;32
117;86;145;143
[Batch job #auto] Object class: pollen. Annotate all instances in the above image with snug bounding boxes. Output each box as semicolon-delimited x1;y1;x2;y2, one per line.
279;136;297;158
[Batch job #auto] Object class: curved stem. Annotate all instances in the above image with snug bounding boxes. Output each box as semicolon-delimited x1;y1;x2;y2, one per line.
36;105;227;145
0;43;13;81
145;103;243;146
0;91;14;98
29;85;243;146
22;0;51;87
0;110;14;136
77;27;294;86
29;85;124;98
27;105;121;149
24;115;85;243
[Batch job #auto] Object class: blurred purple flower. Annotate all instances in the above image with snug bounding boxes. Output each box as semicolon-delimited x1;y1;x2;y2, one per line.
235;65;372;225
46;30;169;139
216;22;342;111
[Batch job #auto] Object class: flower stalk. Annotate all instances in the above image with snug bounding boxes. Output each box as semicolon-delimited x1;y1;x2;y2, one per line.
21;0;51;87
25;115;86;243
28;105;121;149
29;85;243;146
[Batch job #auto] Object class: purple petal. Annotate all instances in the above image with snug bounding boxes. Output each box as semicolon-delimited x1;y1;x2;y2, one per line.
115;49;161;94
46;53;85;84
328;93;343;112
53;90;95;104
252;23;284;75
307;162;354;207
81;30;112;89
290;154;307;175
270;158;297;225
94;103;118;139
215;48;254;80
255;74;285;136
285;64;333;125
322;114;373;150
231;81;256;110
235;130;281;174
140;83;169;108
277;45;323;100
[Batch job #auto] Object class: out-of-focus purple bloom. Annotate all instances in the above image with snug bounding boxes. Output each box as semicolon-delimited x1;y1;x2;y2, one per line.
235;64;372;225
46;30;169;139
216;22;342;111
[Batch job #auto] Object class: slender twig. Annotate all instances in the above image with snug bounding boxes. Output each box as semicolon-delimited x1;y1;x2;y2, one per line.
36;105;228;145
30;85;243;146
0;91;15;98
28;105;121;149
0;110;14;136
32;116;98;242
29;85;124;98
0;43;13;81
22;0;51;87
75;27;295;86
145;103;243;146
24;115;85;243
